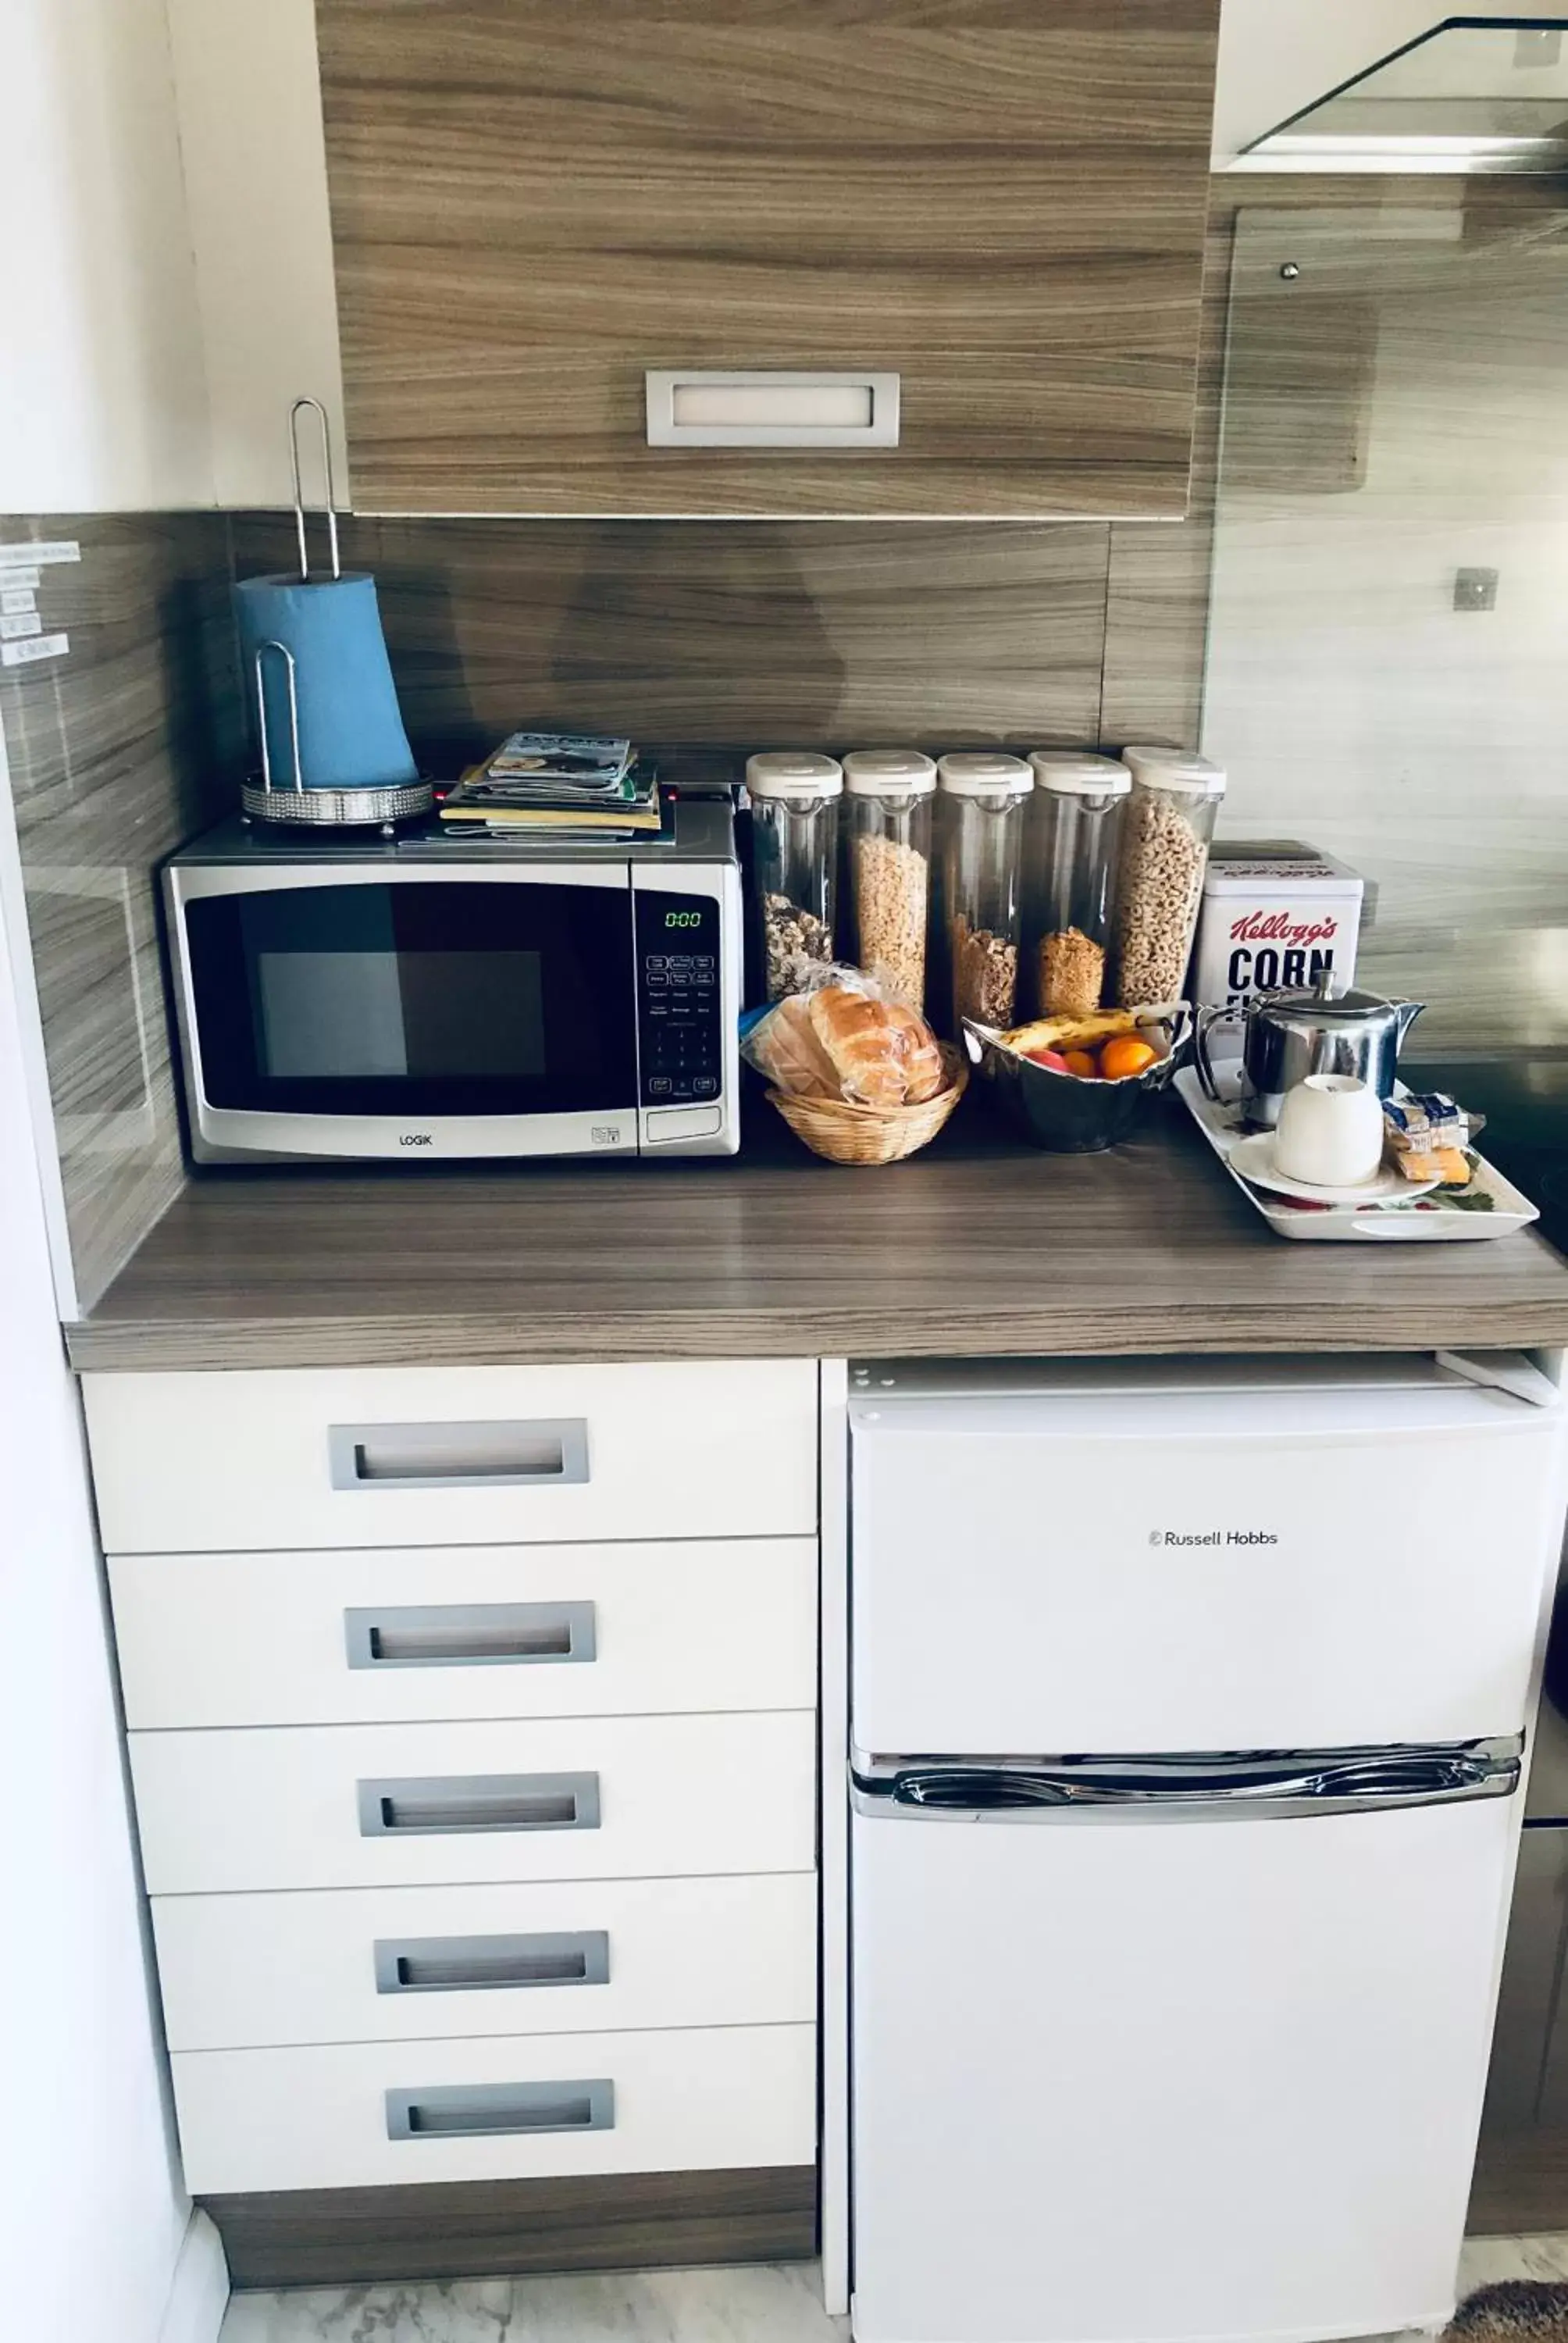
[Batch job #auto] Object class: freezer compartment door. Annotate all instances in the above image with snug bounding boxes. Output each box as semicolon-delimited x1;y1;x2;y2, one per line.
850;1795;1517;2343
850;1369;1566;1755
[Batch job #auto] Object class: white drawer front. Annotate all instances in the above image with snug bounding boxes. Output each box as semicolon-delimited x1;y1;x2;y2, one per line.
153;1872;817;2051
110;1538;816;1730
171;2021;817;2195
130;1711;816;1894
84;1361;818;1554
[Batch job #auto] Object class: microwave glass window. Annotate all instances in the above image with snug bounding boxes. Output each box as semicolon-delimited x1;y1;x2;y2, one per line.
255;950;546;1082
185;880;633;1118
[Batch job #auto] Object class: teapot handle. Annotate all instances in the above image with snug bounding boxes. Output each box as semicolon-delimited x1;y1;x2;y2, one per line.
1192;1004;1234;1104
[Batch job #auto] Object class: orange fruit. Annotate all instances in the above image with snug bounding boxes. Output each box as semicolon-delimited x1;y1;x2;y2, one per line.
1061;1049;1099;1079
1099;1036;1158;1082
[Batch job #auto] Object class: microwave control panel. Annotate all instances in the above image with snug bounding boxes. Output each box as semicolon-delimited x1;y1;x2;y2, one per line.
635;889;724;1105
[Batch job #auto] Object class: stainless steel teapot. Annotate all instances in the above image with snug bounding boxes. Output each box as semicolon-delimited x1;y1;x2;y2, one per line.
1194;977;1424;1128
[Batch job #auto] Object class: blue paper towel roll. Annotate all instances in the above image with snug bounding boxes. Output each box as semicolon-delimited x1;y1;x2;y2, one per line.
234;572;418;793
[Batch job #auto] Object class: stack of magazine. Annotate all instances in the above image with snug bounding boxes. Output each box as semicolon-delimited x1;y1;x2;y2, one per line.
439;733;661;840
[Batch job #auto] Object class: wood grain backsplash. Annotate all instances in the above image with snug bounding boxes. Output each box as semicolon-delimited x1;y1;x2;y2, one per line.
230;509;1199;763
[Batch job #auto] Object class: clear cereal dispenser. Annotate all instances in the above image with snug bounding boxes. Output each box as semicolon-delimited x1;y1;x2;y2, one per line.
1024;751;1131;1018
746;752;843;1000
843;749;938;1009
1111;747;1226;1008
937;752;1034;1031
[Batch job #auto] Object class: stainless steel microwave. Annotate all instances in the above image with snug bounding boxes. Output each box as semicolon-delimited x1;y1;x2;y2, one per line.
163;802;743;1163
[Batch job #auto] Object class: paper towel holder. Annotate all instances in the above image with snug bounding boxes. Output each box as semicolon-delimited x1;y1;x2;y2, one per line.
290;395;343;583
238;397;433;831
241;635;433;830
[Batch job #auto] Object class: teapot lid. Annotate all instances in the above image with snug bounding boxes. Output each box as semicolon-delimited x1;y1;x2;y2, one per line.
1256;979;1412;1023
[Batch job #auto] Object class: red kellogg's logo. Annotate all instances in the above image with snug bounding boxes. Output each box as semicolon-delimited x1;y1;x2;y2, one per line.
1230;911;1338;950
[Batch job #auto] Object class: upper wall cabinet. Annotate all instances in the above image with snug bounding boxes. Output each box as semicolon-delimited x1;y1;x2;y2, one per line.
315;0;1221;522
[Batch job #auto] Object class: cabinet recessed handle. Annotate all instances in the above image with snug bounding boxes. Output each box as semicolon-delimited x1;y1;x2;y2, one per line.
374;1931;610;1994
329;1420;590;1490
357;1773;600;1838
344;1603;597;1670
645;368;900;448
387;2079;614;2141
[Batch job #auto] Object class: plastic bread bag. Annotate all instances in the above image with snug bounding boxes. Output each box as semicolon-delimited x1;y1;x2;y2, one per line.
743;964;946;1109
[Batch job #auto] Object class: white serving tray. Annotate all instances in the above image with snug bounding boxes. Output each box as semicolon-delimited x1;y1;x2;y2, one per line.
1175;1063;1540;1243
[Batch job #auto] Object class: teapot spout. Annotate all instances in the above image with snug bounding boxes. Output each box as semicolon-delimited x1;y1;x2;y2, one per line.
1394;999;1425;1048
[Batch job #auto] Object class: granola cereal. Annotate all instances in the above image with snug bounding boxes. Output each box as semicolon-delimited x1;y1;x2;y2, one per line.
763;891;834;999
853;833;928;1007
1038;925;1106;1018
953;915;1020;1027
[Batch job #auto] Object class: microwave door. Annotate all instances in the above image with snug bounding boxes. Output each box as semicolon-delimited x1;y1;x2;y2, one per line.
170;862;640;1162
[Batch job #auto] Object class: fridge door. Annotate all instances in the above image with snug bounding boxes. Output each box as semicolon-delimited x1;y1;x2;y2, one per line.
850;1789;1517;2343
850;1356;1566;1756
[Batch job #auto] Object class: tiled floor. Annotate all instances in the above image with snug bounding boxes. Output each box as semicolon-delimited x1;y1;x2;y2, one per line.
1457;2234;1568;2288
221;2237;1568;2343
220;2260;847;2343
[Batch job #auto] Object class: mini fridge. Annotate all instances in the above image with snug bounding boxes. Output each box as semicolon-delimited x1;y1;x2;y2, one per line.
848;1354;1568;2343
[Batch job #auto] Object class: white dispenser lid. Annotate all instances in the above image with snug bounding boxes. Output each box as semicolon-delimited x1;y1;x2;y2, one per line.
1028;750;1131;798
1120;744;1227;797
937;751;1034;799
745;751;843;801
843;749;938;797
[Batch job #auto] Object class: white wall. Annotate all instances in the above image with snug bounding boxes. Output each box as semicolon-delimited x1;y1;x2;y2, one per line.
1213;0;1568;162
165;0;347;512
0;733;223;2337
0;0;211;512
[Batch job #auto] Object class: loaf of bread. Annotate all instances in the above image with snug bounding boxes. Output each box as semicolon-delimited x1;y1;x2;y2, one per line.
806;985;945;1108
745;992;842;1100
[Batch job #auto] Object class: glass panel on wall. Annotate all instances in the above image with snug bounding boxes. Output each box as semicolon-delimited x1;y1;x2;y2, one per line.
1201;193;1568;1054
1238;21;1568;174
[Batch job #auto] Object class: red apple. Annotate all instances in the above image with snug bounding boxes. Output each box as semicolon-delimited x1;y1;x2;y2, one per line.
1025;1047;1072;1073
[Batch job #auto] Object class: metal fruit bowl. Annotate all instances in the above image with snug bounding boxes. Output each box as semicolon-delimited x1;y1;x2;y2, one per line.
963;1007;1192;1154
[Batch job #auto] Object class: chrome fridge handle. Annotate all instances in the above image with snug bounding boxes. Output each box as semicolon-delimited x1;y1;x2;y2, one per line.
851;1735;1523;1824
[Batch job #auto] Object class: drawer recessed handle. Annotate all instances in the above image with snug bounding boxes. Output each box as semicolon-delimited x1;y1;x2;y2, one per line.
386;2078;614;2142
374;1931;611;1995
329;1420;590;1491
344;1603;597;1671
357;1772;600;1838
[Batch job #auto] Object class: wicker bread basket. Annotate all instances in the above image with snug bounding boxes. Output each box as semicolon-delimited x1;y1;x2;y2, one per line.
767;1045;968;1166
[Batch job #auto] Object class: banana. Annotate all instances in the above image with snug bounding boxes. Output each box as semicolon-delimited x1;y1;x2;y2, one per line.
996;1009;1139;1054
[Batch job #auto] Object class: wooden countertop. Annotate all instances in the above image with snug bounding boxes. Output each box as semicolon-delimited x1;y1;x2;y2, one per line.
64;1101;1568;1371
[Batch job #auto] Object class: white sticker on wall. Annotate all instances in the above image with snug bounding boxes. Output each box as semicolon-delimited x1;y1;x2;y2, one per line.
1;588;37;616
0;610;42;640
1;569;40;594
1;631;69;667
0;540;80;567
